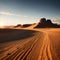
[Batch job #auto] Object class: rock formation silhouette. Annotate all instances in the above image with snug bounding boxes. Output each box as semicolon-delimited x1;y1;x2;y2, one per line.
35;18;60;28
15;24;22;27
22;24;32;28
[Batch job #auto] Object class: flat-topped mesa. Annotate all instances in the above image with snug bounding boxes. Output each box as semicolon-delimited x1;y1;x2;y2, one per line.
35;18;60;28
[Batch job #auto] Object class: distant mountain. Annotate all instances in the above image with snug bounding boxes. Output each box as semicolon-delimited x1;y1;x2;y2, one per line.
14;24;22;28
35;18;60;28
22;24;32;28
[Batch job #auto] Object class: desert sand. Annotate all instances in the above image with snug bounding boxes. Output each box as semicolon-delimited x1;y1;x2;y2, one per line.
0;28;60;60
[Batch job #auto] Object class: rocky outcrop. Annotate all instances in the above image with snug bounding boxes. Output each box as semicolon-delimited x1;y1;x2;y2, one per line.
15;24;22;27
35;18;60;28
22;24;32;28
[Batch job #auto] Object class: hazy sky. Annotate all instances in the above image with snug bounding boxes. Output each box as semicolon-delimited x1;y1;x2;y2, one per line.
0;0;60;26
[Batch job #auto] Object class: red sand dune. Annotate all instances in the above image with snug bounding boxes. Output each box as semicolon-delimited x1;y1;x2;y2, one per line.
0;28;60;60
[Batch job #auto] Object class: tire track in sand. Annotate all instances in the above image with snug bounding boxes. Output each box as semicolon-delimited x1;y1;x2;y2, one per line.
38;33;52;60
18;33;40;60
1;32;40;60
1;30;58;60
14;32;40;60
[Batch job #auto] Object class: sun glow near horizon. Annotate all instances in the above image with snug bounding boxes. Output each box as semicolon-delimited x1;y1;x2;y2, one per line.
0;21;4;26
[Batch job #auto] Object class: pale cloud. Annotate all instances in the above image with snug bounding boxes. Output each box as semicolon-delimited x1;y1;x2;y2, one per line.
52;19;60;24
23;16;29;18
0;12;15;16
34;16;39;19
0;12;29;18
0;12;39;20
54;20;60;23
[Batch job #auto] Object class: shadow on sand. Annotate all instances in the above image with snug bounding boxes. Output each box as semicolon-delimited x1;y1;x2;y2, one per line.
0;28;36;43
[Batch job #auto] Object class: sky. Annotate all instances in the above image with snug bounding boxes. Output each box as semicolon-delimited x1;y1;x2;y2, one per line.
0;0;60;26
